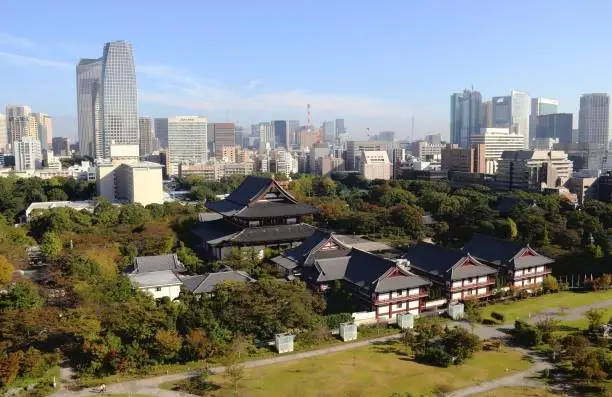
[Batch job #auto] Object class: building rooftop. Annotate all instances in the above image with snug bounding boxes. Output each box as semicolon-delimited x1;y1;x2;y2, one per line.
25;200;95;219
463;233;554;270
180;269;254;294
194;218;317;246
133;254;186;273
128;270;183;289
402;242;497;281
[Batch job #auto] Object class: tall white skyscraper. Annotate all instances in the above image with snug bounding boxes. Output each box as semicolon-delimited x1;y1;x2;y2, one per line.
101;40;138;157
579;93;610;169
510;90;530;148
167;116;208;164
76;58;102;158
32;113;52;151
139;117;154;156
0;114;6;152
258;122;273;153
14;136;42;171
529;97;558;145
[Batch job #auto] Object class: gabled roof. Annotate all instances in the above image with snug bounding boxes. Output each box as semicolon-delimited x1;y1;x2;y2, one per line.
194;218;316;246
128;270;183;289
272;230;350;270
180;270;254;294
206;176;316;217
309;248;430;293
134;254;185;273
463;234;554;270
403;242;497;281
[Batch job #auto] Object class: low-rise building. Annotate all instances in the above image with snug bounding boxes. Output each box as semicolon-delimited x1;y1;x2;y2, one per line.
411;140;444;162
25;200;95;222
402;242;497;303
97;161;164;206
127;254;186;300
470;128;525;173
180;268;254;296
463;234;554;289
441;144;486;173
495;150;573;191
360;150;392;180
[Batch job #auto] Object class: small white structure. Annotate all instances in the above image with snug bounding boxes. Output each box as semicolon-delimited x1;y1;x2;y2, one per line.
448;303;465;320
25;200;95;221
274;333;294;354
127;270;182;300
396;313;415;329
339;323;357;341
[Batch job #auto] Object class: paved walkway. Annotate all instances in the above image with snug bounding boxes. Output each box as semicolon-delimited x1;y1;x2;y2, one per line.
50;299;612;397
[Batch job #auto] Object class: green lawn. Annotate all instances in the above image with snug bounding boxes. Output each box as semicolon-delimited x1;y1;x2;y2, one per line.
168;342;530;397
472;387;559;396
482;290;612;324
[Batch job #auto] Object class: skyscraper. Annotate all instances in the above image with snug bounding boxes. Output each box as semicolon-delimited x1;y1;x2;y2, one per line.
579;93;610;169
536;113;573;145
492;96;511;127
14;136;42;171
101;40;138;157
76;58;103;158
0;114;6;152
287;120;299;148
322;121;335;143
510;91;530;148
529;97;558;143
258;122;273;153
154;118;168;148
273;120;289;150
139;117;154;156
32;113;52;151
480;100;492;128
213;122;236;160
335;118;345;139
450;89;481;148
168;116;208;164
6;105;35;148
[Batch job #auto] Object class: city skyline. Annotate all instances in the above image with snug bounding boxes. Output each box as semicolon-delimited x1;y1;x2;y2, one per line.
1;1;612;141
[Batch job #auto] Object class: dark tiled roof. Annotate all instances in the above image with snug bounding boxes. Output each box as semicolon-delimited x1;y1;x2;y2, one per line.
192;218;242;245
314;257;351;282
232;223;316;243
403;242;496;281
134;254;185;273
226;176;284;206
274;230;348;268
463;233;554;270
375;269;430;292
180;270;254;294
236;202;317;218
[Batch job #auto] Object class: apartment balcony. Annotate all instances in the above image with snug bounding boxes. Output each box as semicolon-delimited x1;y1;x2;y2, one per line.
450;279;495;292
513;269;552;281
375;292;428;305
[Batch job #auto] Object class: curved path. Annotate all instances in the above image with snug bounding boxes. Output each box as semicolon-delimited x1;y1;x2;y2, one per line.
51;298;612;397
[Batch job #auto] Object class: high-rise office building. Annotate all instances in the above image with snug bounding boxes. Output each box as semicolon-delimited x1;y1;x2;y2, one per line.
76;58;103;158
235;125;244;148
0;114;6;152
529;97;558;143
480;100;492;129
273;120;289;150
101;40;138;157
167;116;207;165
288;120;299;148
536;113;573;145
579;93;610;169
346;140;393;170
14;136;42;171
511;91;530;147
322;121;335;143
6;105;35;148
32;113;52;151
450;89;481;148
335;118;345;139
52;137;70;156
470;128;525;174
492;96;511;127
258;122;273;153
154;118;169;148
212;122;236;160
139;117;154;156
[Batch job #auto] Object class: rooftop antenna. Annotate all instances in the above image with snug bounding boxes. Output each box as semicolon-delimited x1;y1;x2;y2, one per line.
307;104;312;130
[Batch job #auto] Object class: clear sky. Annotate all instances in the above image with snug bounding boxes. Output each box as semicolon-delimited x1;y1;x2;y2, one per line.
0;0;610;141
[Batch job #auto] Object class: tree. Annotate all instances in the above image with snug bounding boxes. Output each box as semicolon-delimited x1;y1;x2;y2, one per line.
576;351;607;383
0;352;21;387
542;275;559;293
154;329;183;363
177;242;202;273
442;327;481;363
118;203;152;225
313;177;337;197
585;309;605;333
185;328;218;360
46;188;69;201
390;205;424;239
0;255;14;286
0;281;43;310
40;231;62;260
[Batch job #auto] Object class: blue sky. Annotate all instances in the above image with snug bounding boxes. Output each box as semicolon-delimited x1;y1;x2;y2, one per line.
0;1;610;140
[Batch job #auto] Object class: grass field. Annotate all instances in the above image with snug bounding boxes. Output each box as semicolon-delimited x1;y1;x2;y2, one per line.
165;342;531;397
482;290;612;324
472;386;558;396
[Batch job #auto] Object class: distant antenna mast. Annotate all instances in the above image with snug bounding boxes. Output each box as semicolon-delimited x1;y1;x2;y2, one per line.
411;116;415;142
307;104;312;130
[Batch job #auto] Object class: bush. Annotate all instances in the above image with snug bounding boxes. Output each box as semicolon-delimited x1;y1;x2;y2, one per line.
491;311;505;322
415;346;452;367
19;347;47;377
323;313;353;330
482;319;497;326
513;320;542;347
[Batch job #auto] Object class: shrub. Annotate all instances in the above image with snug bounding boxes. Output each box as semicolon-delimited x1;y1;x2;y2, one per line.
482;319;497;326
19;347;47;377
323;313;353;330
491;312;505;322
415;346;452;367
513;320;542;347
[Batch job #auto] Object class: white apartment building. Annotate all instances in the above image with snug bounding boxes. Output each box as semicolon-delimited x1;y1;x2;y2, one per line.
168;116;208;166
97;161;163;206
470;128;525;173
495;150;573;191
32;113;52;151
360;150;392;180
411;140;444;162
14;136;42;171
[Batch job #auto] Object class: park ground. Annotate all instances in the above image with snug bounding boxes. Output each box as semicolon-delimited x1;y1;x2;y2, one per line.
162;343;530;397
471;387;558;396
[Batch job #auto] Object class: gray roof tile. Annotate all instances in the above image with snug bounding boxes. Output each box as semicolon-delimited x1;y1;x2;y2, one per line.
180;270;254;294
463;233;554;270
134;254;185;273
128;270;182;288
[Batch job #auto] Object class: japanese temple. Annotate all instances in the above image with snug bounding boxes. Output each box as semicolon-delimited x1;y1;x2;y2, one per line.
193;176;318;259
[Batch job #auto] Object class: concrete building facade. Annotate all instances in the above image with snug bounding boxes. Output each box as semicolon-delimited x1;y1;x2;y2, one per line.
579;93;610;169
14;136;42;171
139;117;154;156
441;143;486;173
470;128;525;174
360;150;392;180
495;150;573;191
97;161;163;205
167;116;208;167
